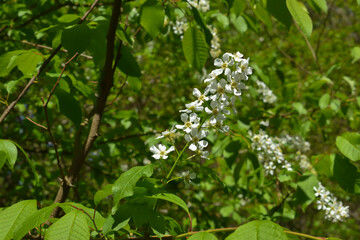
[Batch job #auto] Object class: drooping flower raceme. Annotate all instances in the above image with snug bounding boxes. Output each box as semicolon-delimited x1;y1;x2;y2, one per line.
313;183;350;222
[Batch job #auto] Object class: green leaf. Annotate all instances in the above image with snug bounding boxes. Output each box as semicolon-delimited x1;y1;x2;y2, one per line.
112;165;154;214
182;27;209;71
319;93;330;109
189;232;218;240
59;203;106;230
0;139;18;169
267;0;292;29
225;220;288;240
140;0;164;38
351;46;360;63
0;200;37;240
94;184;113;205
312;0;328;13
230;14;248;33
343;76;356;95
45;211;90;240
54;88;82;127
4;51;43;77
292;102;307;115
332;154;360;194
191;7;213;46
61;24;93;55
336;132;360;161
147;193;189;214
14;204;59;240
58;14;80;23
117;46;141;77
231;0;246;16
0;50;28;77
286;0;313;36
253;3;272;29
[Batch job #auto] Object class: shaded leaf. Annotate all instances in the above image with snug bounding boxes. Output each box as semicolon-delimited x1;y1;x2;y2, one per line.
182;27;209;71
147;193;189;214
61;24;93;55
267;0;292;29
117;46;141;77
140;0;164;38
313;0;328;13
54;88;82;127
333;154;360;194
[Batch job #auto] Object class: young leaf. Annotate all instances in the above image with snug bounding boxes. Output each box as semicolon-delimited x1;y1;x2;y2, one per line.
312;0;328;13
189;232;218;240
45;211;90;240
147;193;189;214
336;132;360;161
252;3;272;29
13;204;59;240
225;220;288;240
319;93;330;109
0;139;18;169
112;165;153;214
182;27;209;71
94;184;113;206
140;0;164;39
0;200;37;240
350;46;360;63
54;88;82;127
230;14;248;33
286;0;313;36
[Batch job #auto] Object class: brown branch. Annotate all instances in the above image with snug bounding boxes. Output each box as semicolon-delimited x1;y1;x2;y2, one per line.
51;0;122;217
0;0;100;124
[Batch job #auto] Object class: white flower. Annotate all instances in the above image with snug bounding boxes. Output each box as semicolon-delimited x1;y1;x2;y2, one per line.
205;100;230;119
214;53;234;76
193;88;209;104
150;144;175;160
233;51;244;62
179;101;204;113
156;126;177;142
175;113;200;133
264;161;276;175
184;128;208;151
209;78;229;101
236;58;252;80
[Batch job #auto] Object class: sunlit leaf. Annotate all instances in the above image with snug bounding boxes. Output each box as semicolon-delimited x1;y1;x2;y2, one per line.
286;0;313;36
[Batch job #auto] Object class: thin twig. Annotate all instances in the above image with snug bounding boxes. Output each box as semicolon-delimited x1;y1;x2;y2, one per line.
315;0;335;57
293;21;322;73
0;44;62;124
42;52;78;181
25;117;47;130
108;74;128;105
20;40;93;59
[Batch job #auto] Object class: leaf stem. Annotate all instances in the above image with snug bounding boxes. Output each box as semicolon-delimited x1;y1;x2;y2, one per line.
166;142;189;182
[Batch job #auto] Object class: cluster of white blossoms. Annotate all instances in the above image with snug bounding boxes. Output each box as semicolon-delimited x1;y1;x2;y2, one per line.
151;52;253;160
187;0;210;12
255;80;277;104
250;130;292;175
313;183;350;222
209;26;221;58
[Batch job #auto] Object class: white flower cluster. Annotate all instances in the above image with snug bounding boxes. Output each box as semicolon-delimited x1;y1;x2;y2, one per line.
187;0;210;12
172;20;187;37
250;130;292;175
255;80;277;104
151;52;253;160
209;26;221;58
313;183;350;222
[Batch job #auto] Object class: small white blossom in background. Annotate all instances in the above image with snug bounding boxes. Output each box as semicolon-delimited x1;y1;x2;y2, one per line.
156;126;177;142
150;144;175;160
250;130;288;175
313;183;350;222
256;80;277;104
210;26;221;58
187;0;210;12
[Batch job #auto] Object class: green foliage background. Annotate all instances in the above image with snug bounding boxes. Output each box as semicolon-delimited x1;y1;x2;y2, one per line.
0;0;360;239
